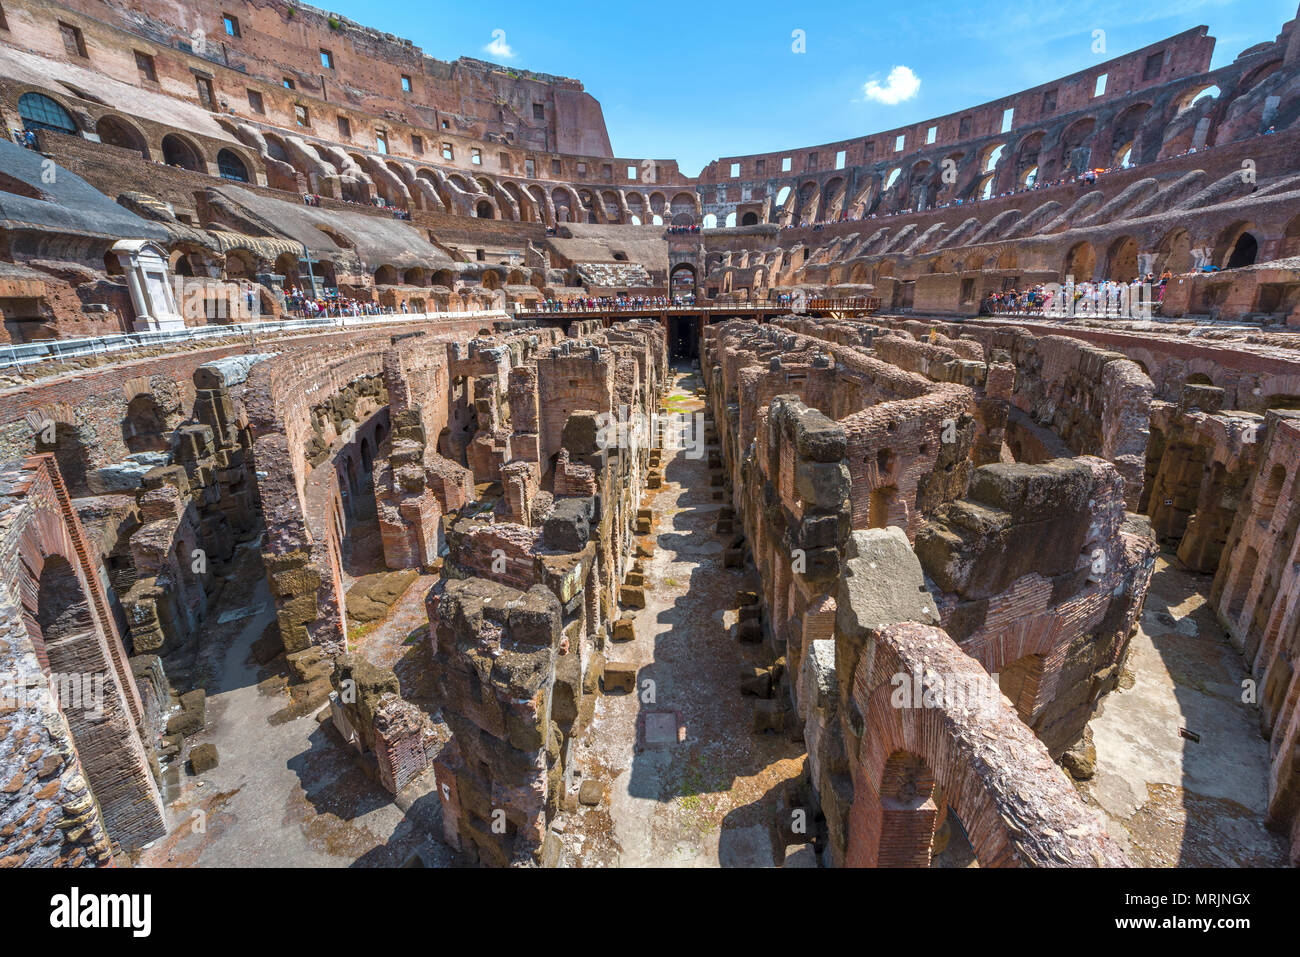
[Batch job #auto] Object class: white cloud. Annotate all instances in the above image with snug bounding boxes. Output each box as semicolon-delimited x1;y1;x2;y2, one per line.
484;32;515;60
862;66;921;105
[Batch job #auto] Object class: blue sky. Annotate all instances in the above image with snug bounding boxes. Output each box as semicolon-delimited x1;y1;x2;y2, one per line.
329;0;1293;176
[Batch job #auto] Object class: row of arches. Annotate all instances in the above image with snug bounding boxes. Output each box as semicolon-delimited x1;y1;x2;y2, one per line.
13;92;255;183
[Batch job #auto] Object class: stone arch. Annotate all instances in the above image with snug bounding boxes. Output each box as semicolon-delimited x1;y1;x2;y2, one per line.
122;393;169;453
94;115;149;158
1015;131;1045;180
17;91;79;134
551;187;572;222
1059;117;1097;174
216;148;250;182
1106;235;1139;282
1240;59;1284;94
34;421;93;497
1111;102;1153;166
670;191;697;225
374;264;399;285
1282;214;1300;259
1064;241;1097;280
1258;464;1286;525
821;176;847;219
1154;228;1192;275
1214;221;1258;269
161;133;204;172
476;199;495;219
979;142;1006;174
1176;84;1220;115
741;211;759;226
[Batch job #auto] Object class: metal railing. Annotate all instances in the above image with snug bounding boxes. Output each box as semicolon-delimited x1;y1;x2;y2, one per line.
0;310;509;371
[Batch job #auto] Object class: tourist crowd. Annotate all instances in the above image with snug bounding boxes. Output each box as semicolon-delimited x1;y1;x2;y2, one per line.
984;272;1175;318
533;293;697;312
283;286;403;319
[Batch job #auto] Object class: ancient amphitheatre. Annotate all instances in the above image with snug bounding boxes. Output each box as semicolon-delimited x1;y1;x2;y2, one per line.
0;0;1297;873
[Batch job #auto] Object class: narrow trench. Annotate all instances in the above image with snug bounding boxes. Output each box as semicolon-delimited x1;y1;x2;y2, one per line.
558;363;805;867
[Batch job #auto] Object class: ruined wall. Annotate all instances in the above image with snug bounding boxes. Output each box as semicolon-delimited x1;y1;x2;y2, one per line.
0;455;166;863
825;530;1126;867
915;458;1157;755
1209;411;1300;864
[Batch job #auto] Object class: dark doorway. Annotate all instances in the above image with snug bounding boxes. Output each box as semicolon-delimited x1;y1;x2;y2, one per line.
668;316;698;362
1226;233;1258;269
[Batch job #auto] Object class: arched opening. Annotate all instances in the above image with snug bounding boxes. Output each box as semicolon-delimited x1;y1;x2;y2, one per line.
980;143;1005;174
161;134;203;172
670;192;697;224
374;265;399;285
122;394;169;454
1283;215;1300;259
670;263;696;301
1155;229;1192;275
1258;464;1286;525
724;211;737;228
1064;241;1097;281
1106;236;1139;282
1059;118;1096;174
702;213;718;228
36;423;92;497
476;200;494;219
1176;85;1220;115
95;116;148;158
216;148;249;182
741;211;759;226
360;437;372;473
1226;232;1258;269
18;92;77;135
